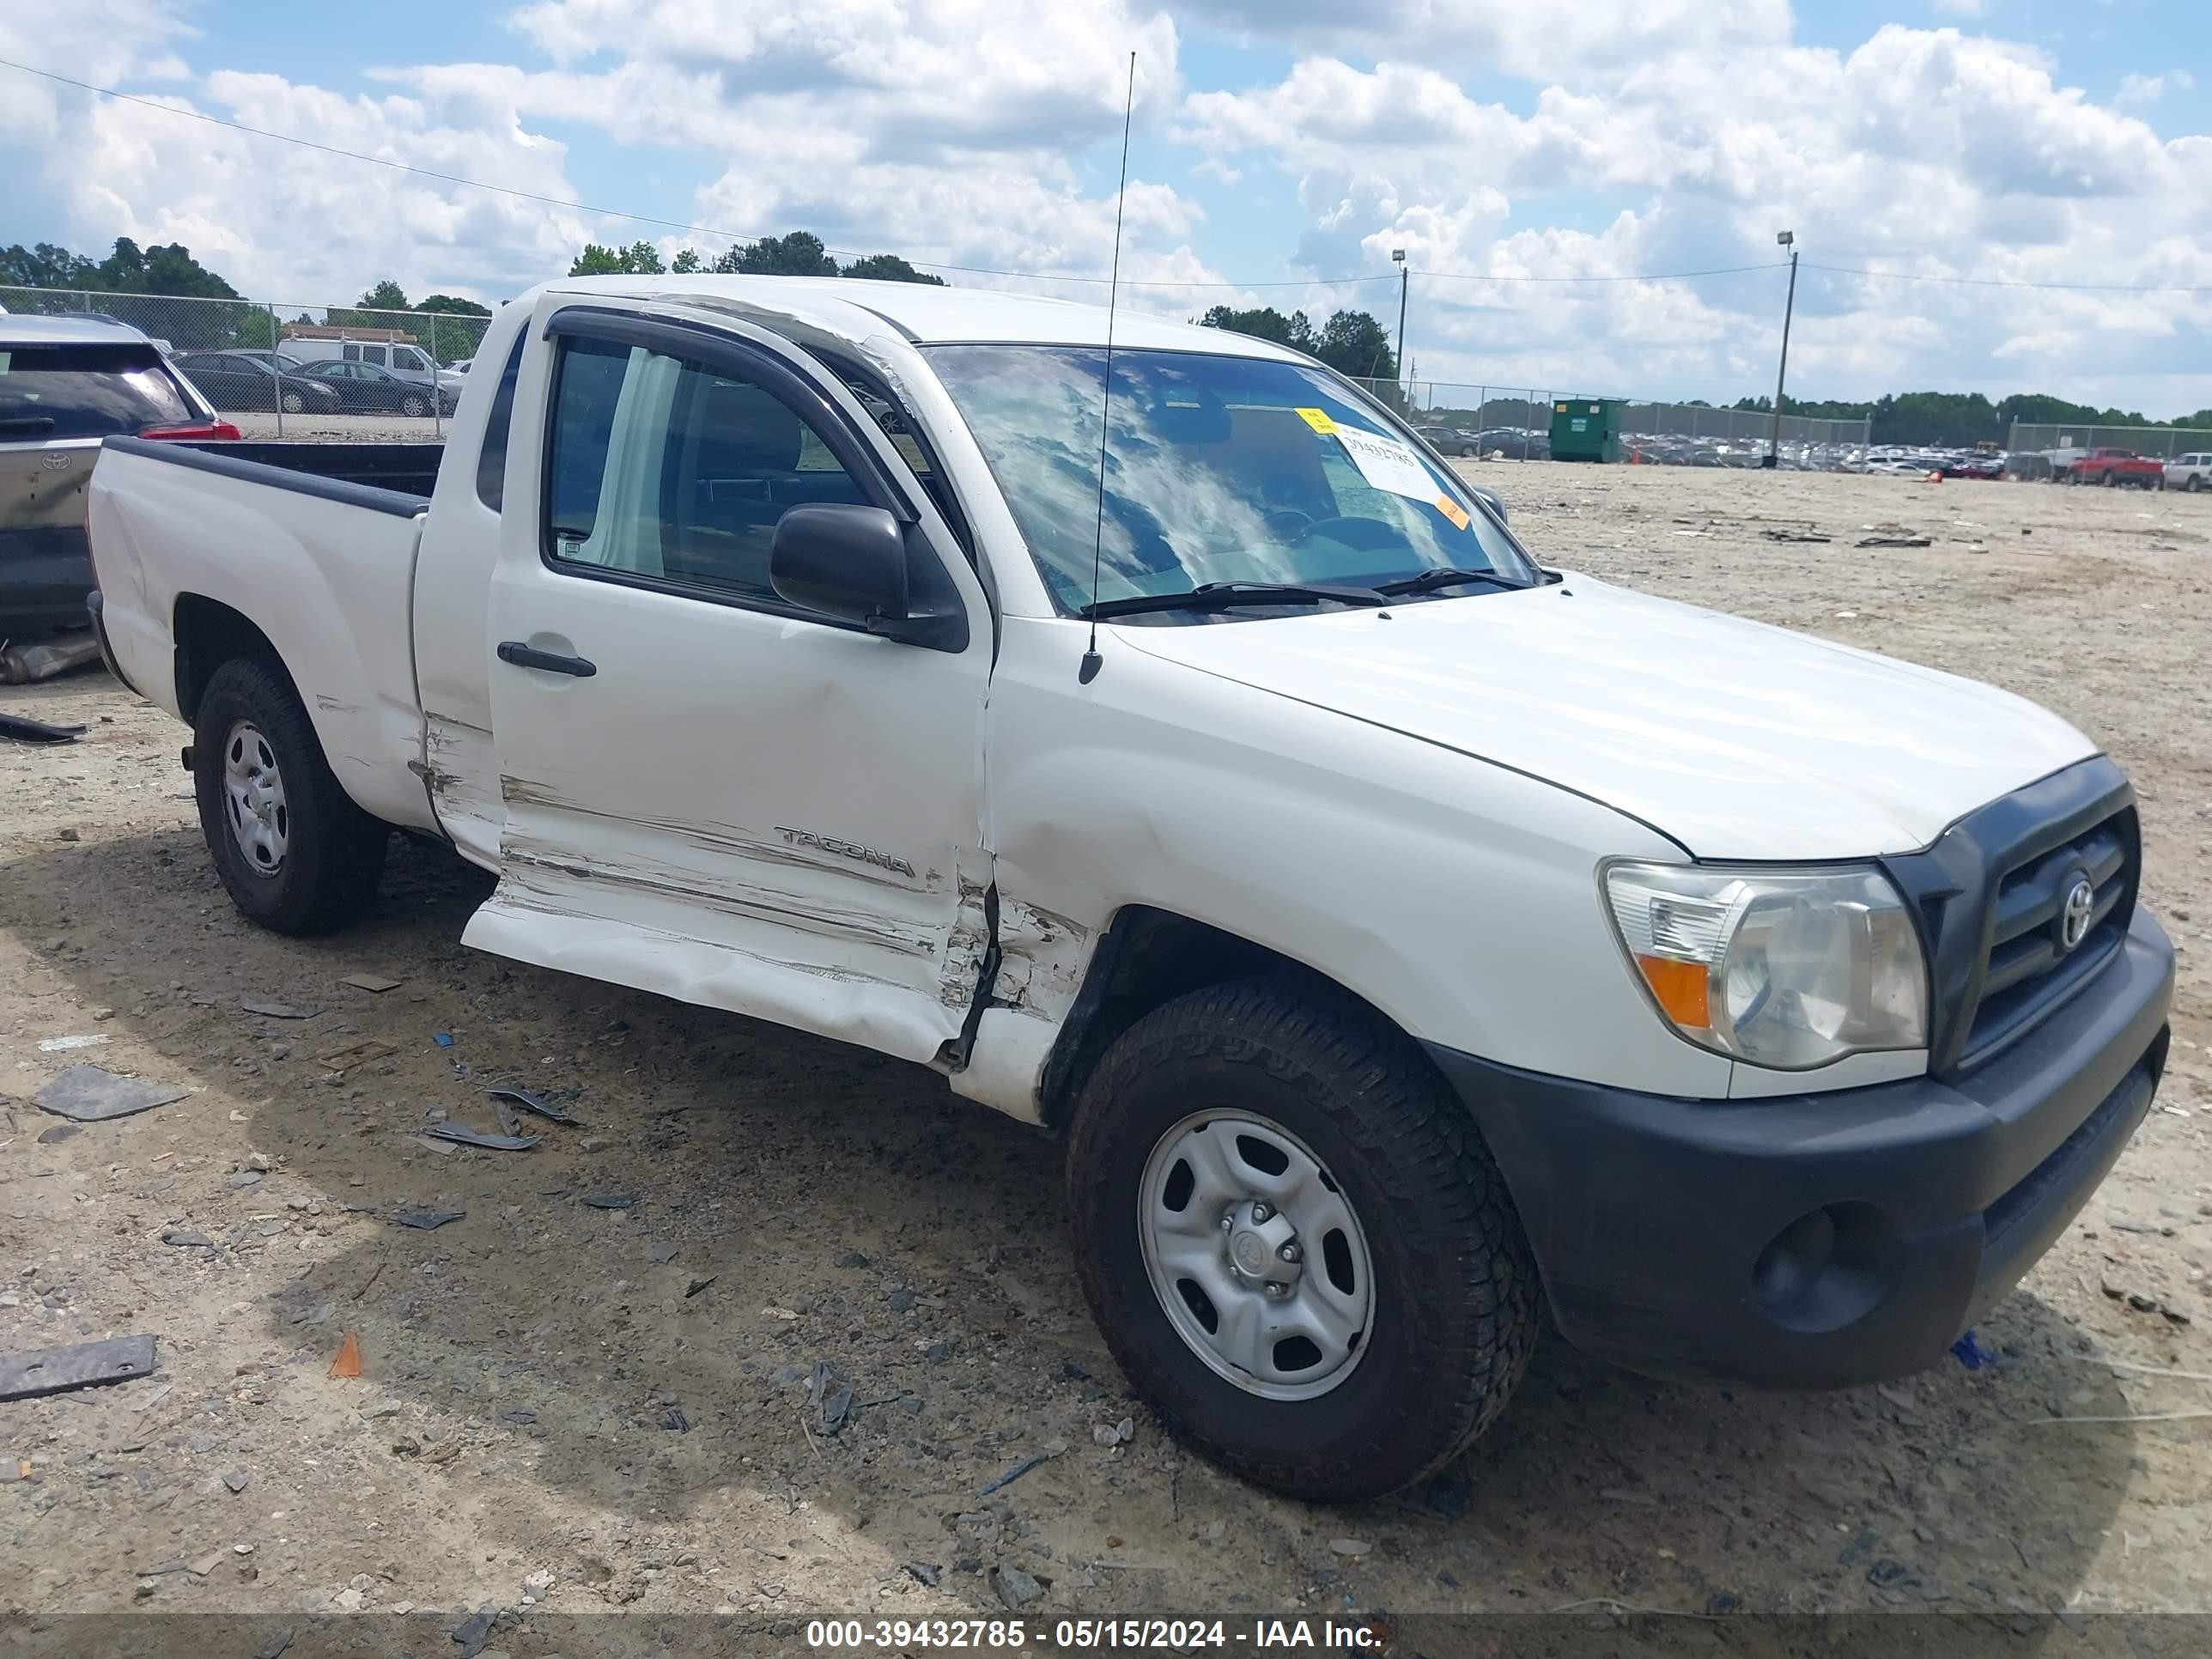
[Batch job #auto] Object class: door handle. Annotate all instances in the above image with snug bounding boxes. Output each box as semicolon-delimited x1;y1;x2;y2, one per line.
497;641;597;678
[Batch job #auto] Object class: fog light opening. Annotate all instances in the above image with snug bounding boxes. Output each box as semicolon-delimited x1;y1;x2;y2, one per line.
1749;1201;1900;1334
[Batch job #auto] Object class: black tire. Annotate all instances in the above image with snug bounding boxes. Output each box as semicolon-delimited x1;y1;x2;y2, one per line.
281;390;304;414
2190;476;2203;493
1064;979;1540;1502
192;656;387;935
2101;470;2117;487
399;393;428;418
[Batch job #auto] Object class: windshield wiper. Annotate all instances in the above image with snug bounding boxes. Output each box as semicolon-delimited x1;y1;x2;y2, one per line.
1080;580;1388;620
1370;566;1528;598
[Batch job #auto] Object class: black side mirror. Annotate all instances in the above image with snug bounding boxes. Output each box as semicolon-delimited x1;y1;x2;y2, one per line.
769;503;969;653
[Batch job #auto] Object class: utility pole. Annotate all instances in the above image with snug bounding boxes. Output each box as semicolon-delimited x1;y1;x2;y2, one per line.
1391;248;1408;403
1765;230;1798;470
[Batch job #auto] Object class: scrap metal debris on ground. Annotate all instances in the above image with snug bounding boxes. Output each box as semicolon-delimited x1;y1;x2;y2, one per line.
420;1121;539;1152
32;1064;187;1121
0;1334;159;1401
0;711;84;744
486;1085;580;1126
0;629;102;684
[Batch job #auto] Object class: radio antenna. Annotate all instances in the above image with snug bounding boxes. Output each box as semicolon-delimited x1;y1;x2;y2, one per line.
1079;50;1137;688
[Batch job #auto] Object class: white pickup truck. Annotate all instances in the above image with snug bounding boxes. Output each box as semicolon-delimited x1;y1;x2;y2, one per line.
86;276;2173;1502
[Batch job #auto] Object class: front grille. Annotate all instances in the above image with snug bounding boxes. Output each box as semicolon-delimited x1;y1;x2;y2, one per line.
1881;757;2140;1079
1959;805;2138;1068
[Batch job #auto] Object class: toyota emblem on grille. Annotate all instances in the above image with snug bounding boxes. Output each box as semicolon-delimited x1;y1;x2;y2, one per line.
40;452;70;471
2057;876;2095;953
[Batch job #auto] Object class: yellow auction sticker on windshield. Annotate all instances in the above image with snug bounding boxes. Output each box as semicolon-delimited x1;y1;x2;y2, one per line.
1294;406;1337;434
1435;494;1472;531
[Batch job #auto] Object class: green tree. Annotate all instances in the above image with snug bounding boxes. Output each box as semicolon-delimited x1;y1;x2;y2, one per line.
0;241;99;289
1195;305;1398;383
568;240;665;276
357;278;410;311
416;293;490;317
1196;305;1317;354
842;252;945;284
1313;310;1398;382
670;247;704;274
732;232;837;276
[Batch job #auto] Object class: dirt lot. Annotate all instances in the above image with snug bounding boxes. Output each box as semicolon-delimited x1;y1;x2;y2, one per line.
3;462;2210;1650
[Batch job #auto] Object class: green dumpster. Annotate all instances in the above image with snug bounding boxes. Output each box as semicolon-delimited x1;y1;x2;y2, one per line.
1549;398;1621;463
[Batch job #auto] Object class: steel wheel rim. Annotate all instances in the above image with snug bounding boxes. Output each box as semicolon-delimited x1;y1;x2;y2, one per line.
221;720;289;876
1138;1109;1375;1401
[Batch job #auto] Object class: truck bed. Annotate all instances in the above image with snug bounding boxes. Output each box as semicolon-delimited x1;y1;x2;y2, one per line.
87;436;442;834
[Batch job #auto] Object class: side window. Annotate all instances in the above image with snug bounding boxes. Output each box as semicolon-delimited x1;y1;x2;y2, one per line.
474;331;527;512
364;346;387;367
541;334;870;607
342;343;360;362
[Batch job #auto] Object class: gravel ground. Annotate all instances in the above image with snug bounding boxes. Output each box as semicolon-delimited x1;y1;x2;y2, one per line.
230;411;448;444
3;462;2211;1650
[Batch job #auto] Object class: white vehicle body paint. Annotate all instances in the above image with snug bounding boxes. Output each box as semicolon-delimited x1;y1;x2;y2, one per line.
86;273;2118;1120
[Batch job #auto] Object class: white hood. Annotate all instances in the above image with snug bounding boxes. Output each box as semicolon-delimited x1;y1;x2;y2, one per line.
1116;575;2098;860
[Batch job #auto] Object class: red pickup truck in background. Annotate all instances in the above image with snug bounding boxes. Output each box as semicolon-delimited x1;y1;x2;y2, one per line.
2058;447;2165;489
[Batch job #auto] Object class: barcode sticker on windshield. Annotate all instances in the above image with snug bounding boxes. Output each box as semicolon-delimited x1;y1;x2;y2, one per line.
1334;427;1437;501
1294;406;1337;434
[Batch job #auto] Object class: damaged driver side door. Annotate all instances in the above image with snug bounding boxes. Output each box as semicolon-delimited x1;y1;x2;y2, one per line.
466;302;994;1066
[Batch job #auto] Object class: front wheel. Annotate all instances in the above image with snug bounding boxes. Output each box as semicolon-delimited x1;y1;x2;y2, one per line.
281;390;305;414
192;657;388;934
399;393;428;418
1065;980;1540;1502
2189;476;2204;493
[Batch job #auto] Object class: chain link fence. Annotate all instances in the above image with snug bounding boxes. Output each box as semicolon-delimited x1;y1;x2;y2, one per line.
1;283;495;439
1352;380;1872;470
2006;422;2212;464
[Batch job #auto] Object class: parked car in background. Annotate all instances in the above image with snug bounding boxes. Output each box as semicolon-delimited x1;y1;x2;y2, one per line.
2163;453;2210;492
1415;423;1481;457
1864;456;1931;477
294;359;457;417
279;332;465;398
89;274;2174;1504
172;351;344;416
3;314;236;635
449;356;474;376
2057;447;2163;489
1938;452;2004;481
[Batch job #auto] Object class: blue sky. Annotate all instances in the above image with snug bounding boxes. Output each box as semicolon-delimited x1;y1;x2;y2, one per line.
2;1;2206;414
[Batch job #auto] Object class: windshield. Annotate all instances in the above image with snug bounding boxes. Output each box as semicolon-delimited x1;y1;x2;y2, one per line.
925;345;1535;613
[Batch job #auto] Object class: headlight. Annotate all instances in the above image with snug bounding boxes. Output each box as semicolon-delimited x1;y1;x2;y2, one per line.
1602;862;1929;1069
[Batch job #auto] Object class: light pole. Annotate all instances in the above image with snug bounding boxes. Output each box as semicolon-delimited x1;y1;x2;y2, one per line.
1392;248;1408;404
1765;229;1798;470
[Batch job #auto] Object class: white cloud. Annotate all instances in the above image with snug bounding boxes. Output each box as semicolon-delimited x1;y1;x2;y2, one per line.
2116;70;2194;108
0;0;194;145
1176;0;1792;86
1177;26;2211;410
2;3;2206;415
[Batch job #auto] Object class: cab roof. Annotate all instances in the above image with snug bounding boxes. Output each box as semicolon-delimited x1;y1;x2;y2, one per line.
538;273;1305;362
0;313;156;348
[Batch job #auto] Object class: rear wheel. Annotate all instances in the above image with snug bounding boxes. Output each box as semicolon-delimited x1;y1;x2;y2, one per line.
2189;475;2204;493
192;657;387;935
1065;980;1540;1502
2101;470;2117;487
